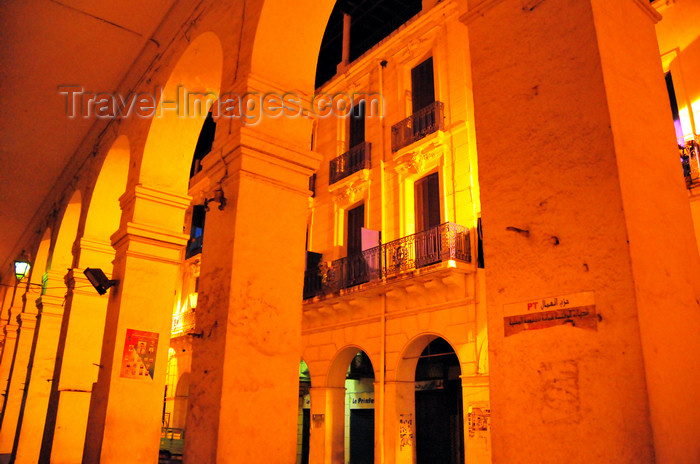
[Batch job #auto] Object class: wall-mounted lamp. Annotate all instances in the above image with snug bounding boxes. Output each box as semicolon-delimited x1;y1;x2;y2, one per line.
83;268;119;295
14;252;31;282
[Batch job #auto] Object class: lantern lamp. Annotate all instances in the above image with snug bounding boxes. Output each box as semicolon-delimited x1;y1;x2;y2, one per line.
14;253;31;282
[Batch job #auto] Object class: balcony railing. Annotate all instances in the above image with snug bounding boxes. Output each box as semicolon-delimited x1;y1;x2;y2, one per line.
391;101;444;152
172;310;196;335
329;142;371;185
680;137;700;188
303;222;470;300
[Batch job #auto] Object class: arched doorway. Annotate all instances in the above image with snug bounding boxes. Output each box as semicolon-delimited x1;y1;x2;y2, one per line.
328;346;376;464
345;351;375;464
414;338;463;464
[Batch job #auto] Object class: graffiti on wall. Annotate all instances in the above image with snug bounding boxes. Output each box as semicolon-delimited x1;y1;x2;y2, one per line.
399;413;414;450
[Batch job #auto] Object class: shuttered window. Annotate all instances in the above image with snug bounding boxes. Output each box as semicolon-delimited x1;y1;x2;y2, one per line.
411;57;436;114
347;203;365;256
415;172;440;233
349;100;366;148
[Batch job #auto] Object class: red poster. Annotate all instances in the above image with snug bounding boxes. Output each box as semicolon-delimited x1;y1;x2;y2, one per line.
120;329;159;379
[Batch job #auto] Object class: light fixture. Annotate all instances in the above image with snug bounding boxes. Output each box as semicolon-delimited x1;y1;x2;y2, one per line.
14;252;31;282
83;268;119;295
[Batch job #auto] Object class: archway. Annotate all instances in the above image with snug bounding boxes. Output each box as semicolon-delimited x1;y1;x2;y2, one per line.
396;334;465;464
414;338;463;464
9;191;81;462
37;136;130;464
329;346;376;464
138;30;223;194
82;30;225;464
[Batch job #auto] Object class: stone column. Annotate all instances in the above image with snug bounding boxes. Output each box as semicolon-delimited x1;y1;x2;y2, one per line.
462;0;700;462
183;125;320;464
308;386;344;464
0;310;36;461
383;380;416;464
0;284;27;428
0;270;65;463
82;184;190;464
461;375;490;464
32;239;114;464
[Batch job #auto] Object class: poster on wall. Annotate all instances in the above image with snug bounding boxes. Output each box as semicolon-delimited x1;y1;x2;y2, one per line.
120;329;159;380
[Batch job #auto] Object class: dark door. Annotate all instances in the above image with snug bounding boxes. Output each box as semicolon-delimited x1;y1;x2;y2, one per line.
415;381;464;464
300;409;310;464
415;173;440;266
349;409;374;464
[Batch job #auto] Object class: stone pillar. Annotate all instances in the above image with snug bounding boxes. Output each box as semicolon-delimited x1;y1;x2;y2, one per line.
308;386;344;464
461;375;490;464
0;270;64;462
183;125;320;464
383;380;415;464
8;280;65;459
82;184;189;464
0;325;18;428
34;239;113;464
0;310;36;460
462;0;700;462
0;284;27;428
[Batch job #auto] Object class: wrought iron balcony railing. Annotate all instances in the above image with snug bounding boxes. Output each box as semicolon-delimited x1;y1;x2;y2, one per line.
391;101;444;152
171;310;196;335
303;222;471;300
680;136;700;189
329;142;371;185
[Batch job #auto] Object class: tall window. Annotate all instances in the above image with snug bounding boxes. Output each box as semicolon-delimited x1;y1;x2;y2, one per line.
347;203;365;256
411;57;436;114
190;110;217;178
415;172;440;233
349;100;366;148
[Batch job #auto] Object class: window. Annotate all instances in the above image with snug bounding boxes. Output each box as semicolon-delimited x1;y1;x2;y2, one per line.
190;111;217;178
415;172;440;233
186;205;206;259
347;203;365;257
349;100;366;149
411;57;436;114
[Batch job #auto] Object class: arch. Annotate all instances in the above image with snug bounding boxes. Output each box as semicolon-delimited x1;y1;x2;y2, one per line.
327;344;376;388
28;228;52;296
84;136;129;241
139;31;223;194
50;191;82;272
173;372;191;429
396;332;463;383
251;0;336;92
175;372;190;398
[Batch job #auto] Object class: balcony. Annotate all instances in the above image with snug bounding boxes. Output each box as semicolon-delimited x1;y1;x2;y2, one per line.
171;310;196;335
680;137;700;189
391;101;444;152
303;222;471;300
329;142;371;185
